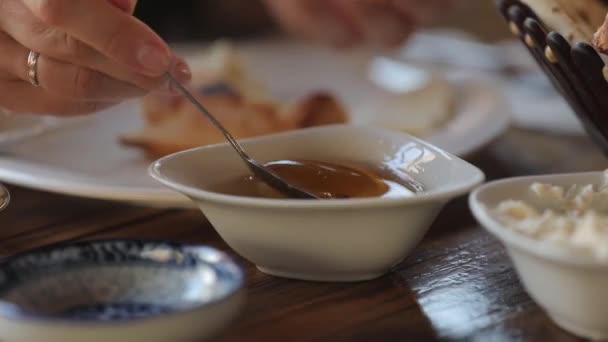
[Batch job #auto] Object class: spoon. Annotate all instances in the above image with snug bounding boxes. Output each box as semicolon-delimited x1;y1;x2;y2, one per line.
165;73;319;199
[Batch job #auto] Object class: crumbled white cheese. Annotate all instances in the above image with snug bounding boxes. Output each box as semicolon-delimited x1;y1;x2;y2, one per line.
530;182;564;203
494;173;608;260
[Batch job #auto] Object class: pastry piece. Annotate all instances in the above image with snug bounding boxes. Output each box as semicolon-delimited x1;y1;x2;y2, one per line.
120;88;349;157
121;92;283;157
520;0;608;45
282;93;349;129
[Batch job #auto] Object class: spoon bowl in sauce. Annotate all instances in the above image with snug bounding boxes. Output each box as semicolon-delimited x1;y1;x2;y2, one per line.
150;125;484;281
214;160;415;200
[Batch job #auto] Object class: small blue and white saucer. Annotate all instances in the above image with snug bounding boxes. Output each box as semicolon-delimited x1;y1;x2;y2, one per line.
0;239;244;342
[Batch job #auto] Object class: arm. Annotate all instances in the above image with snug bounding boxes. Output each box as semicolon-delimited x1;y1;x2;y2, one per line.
263;0;455;47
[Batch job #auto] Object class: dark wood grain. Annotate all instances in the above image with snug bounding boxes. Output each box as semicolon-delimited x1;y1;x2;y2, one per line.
0;127;604;341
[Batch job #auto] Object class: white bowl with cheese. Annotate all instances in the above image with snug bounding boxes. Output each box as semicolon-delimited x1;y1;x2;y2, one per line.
470;171;608;340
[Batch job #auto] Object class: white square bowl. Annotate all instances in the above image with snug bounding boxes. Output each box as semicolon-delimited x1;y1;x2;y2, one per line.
150;125;484;282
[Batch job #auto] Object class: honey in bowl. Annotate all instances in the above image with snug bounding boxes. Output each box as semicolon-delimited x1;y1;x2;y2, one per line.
212;160;415;199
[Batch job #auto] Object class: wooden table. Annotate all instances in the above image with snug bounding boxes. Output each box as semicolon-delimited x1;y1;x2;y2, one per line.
1;127;606;341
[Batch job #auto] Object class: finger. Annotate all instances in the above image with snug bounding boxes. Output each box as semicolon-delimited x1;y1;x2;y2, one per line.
263;0;360;47
22;0;173;76
0;34;24;80
0;32;145;101
36;56;147;101
0;80;116;115
0;0;181;91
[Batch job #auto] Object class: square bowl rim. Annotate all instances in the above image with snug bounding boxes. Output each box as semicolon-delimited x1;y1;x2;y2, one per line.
149;124;485;209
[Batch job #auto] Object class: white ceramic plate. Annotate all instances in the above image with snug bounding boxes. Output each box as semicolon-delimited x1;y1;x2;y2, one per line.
0;40;509;208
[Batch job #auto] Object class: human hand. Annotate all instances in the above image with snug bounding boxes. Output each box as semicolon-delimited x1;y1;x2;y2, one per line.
0;0;191;116
263;0;452;48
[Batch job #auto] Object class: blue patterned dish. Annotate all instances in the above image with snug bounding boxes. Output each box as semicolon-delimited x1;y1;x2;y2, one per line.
0;239;244;342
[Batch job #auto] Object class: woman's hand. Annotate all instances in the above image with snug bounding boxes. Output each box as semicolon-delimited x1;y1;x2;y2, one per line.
0;0;191;116
263;0;452;48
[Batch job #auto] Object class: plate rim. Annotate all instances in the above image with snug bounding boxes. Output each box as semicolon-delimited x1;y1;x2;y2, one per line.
0;73;509;208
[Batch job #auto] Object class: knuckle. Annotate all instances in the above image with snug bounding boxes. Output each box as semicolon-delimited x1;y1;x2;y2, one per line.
35;0;69;26
72;67;101;99
58;34;86;61
29;22;54;39
30;28;88;63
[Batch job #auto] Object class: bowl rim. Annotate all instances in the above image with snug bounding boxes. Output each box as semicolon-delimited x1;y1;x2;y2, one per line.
469;171;608;269
0;238;244;326
149;125;486;209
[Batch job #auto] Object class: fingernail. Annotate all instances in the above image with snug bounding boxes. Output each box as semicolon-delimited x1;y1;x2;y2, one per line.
137;43;171;75
172;60;192;83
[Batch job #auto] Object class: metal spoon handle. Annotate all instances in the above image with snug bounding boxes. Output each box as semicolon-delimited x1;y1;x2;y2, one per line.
164;73;251;161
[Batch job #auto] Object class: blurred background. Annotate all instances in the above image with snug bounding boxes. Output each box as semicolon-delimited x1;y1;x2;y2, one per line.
134;0;511;43
432;0;510;41
131;0;603;172
133;0;583;136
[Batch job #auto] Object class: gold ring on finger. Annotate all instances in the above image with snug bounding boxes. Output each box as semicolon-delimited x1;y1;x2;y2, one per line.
27;50;40;87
